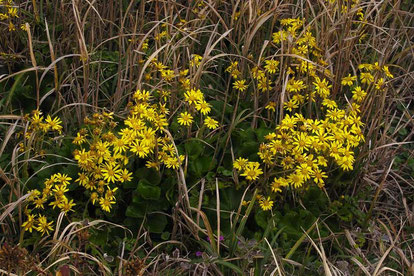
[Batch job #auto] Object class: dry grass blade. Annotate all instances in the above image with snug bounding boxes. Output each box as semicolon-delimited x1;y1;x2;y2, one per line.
301;221;333;276
24;23;39;109
216;178;221;255
264;237;283;276
372;219;403;276
0;119;20;157
350;257;371;276
0;193;30;223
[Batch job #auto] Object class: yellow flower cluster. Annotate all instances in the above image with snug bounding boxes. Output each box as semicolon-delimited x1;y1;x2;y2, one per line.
143;57;218;130
21;86;219;234
0;0;20;31
180;88;218;129
19;110;63;153
70;94;191;214
23;173;74;235
233;17;394;211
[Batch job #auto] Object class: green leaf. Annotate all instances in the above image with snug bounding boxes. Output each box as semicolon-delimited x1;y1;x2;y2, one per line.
185;139;204;157
134;167;161;185
147;213;168;233
136;179;161;200
190;155;215;177
123;180;138;189
255;210;269;230
125;202;147;218
161;231;171;240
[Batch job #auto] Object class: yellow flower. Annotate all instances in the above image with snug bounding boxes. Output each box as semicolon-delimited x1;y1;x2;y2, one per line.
118;169;133;182
360;72;374;84
288;173;304;188
8;21;15;32
287;78;306;92
204;116;218;129
99;196;116;212
257;77;272;92
233;157;248;171
73;132;87;145
341;74;356;86
295;163;314;181
164;156;181;170
133;89;152;102
178;111;193;126
36;215;54;236
112;137;129;153
264;60;280;74
90;192;99;205
105;187;118;200
313;77;331;98
337;157;354;171
22;214;36;233
233;79;248;92
34;196;47;209
195;100;211;115
130;140;151;158
101;163;122;183
312;168;327;185
58;198;76;213
382;66;393;78
271;177;288;193
240;162;263;181
284;99;299;112
55;173;72;185
352;86;367;103
375;78;385;90
8;7;18;18
184;89;204;105
45;115;63;133
292;132;311;153
75;172;89;186
145;161;160;170
259;197;274;211
190;54;202;67
265;101;277;112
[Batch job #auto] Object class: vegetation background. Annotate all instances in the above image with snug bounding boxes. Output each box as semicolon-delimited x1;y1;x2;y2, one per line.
0;0;413;275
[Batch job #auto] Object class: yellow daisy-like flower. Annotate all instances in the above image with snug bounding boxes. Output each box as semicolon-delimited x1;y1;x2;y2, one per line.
99;196;116;212
101;163;122;183
264;60;280;74
195;100;211;115
45;115;63;133
360;72;374;84
271;177;288;193
312;168;328;186
313;77;331;98
73;132;87;145
240;162;263;181
265;101;277;112
130;140;151;158
233;157;249;171
259;197;274;211
22;214;36;233
36;215;54;236
352;86;367;103
58;198;76;213
178;111;193;126
233;79;248;92
204;116;218;129
341;74;357;86
118;169;133;183
288;173;305;188
184;89;203;105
